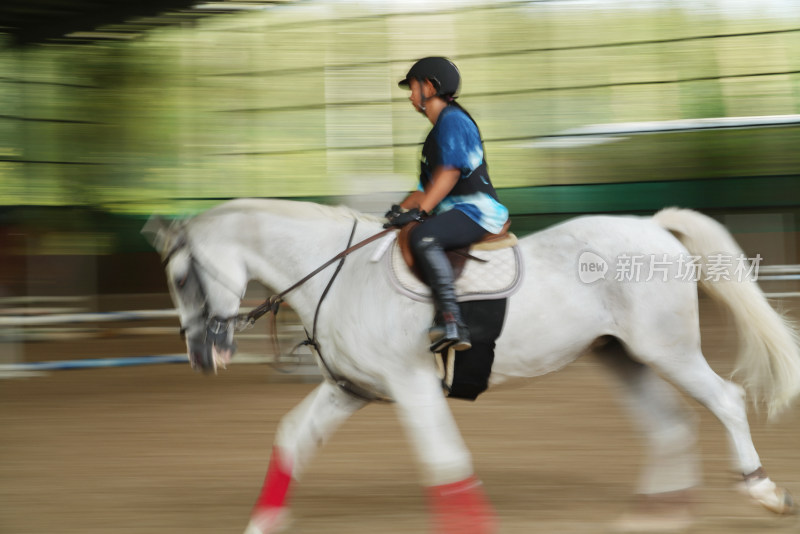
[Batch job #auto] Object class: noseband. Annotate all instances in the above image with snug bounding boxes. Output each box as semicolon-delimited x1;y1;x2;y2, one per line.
162;235;245;345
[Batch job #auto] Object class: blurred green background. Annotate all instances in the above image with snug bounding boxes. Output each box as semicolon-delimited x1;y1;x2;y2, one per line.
1;0;799;262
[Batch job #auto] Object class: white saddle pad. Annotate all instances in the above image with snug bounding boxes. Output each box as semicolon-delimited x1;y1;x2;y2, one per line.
374;233;524;303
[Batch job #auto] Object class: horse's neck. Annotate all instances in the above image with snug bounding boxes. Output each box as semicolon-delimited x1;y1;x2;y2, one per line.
236;209;367;319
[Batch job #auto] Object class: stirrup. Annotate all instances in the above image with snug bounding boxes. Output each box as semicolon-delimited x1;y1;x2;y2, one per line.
429;319;471;353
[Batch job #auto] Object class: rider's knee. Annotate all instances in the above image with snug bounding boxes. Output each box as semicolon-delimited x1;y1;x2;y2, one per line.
409;230;441;256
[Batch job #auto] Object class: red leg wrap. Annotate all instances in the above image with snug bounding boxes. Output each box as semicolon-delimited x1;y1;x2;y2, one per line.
254;446;293;511
428;476;497;534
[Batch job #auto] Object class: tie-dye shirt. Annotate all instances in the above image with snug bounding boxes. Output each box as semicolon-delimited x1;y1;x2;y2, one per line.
419;105;509;234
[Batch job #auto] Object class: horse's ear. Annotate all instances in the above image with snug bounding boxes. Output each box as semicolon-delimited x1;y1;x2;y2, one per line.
141;215;172;254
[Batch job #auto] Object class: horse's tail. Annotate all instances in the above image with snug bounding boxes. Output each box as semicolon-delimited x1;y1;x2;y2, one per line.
653;207;800;419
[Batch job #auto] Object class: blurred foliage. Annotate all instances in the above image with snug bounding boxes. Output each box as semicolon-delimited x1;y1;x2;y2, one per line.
0;0;799;216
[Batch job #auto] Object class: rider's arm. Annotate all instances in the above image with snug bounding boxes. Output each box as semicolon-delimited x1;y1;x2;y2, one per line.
400;190;425;210
400;167;460;213
419;167;460;213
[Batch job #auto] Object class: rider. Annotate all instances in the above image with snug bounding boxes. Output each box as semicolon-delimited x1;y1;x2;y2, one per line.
386;57;509;353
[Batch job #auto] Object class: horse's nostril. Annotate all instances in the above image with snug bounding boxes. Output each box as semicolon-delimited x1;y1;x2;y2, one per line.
186;340;216;374
187;344;207;371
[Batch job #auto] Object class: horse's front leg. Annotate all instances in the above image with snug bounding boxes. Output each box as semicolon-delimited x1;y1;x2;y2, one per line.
390;364;497;534
244;380;368;534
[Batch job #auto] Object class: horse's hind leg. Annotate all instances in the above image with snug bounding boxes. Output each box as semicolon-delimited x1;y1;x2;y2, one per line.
622;332;795;516
389;364;496;534
595;339;699;531
596;339;700;495
244;380;368;534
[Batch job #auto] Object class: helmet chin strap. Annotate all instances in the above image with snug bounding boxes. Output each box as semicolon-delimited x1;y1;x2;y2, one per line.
416;78;450;115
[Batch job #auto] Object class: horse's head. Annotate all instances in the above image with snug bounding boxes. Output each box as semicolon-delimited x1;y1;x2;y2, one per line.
142;215;241;374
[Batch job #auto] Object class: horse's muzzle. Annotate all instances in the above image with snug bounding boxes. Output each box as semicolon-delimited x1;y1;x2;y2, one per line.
187;334;215;373
186;331;236;374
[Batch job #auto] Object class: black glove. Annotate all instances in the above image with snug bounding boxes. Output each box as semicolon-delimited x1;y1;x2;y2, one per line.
384;207;427;228
384;204;403;219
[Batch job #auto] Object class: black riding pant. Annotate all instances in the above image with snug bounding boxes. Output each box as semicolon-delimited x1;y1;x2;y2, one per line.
408;209;487;258
408;209;488;334
408;209;488;301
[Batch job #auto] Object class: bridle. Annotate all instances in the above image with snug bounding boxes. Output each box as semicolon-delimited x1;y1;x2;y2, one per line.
162;220;393;379
161;233;245;350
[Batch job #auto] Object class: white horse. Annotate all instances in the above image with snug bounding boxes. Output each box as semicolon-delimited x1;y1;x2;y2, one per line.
143;199;800;534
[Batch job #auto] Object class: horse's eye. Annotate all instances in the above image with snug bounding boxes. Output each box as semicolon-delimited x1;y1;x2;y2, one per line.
175;273;189;288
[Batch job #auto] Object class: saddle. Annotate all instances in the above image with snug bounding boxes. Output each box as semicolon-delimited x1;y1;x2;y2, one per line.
374;222;521;402
397;220;515;283
375;222;523;304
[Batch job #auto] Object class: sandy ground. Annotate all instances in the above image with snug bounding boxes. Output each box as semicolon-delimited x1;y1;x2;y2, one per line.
2;298;800;534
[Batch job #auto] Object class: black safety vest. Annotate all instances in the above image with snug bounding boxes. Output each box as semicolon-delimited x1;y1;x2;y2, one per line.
419;105;500;201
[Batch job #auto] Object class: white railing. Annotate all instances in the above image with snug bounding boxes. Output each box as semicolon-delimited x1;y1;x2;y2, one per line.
759;264;800;298
0;309;178;327
0;298;317;376
2;265;797;377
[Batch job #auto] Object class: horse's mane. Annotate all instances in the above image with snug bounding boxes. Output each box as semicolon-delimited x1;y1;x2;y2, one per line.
194;198;382;226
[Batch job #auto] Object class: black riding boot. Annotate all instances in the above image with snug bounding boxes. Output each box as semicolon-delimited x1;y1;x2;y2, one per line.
413;237;472;353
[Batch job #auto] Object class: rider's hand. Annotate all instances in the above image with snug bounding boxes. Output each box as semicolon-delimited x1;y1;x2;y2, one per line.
384;207;427;228
384;204;403;219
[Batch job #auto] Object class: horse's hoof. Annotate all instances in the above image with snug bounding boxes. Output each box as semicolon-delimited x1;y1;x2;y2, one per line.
613;512;694;533
740;477;797;515
613;492;695;533
243;508;291;534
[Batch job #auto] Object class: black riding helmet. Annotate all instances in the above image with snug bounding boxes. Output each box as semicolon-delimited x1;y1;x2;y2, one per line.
398;56;461;98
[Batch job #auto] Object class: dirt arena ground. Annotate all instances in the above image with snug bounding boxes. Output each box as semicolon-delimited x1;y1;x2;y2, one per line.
2;297;800;534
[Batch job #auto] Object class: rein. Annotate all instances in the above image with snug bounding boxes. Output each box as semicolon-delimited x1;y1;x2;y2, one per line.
242;223;391;326
233;222;393;361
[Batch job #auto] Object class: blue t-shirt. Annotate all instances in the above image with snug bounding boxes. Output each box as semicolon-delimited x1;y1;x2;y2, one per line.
419;106;508;234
